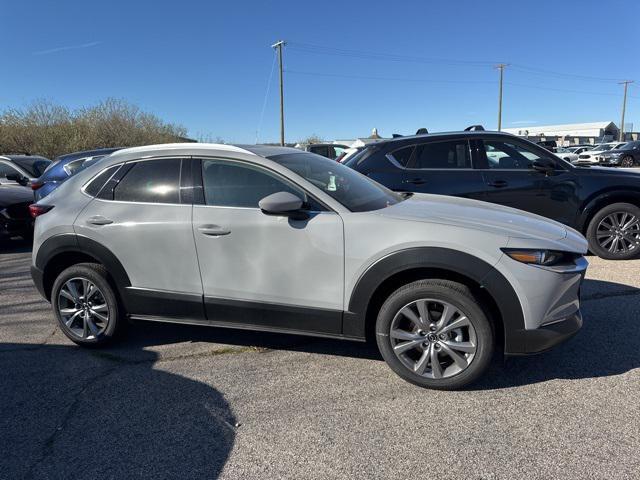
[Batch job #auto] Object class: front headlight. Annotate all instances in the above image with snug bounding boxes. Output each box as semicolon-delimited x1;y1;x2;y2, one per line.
501;249;575;266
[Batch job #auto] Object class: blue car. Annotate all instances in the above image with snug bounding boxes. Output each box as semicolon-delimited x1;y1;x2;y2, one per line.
32;148;121;201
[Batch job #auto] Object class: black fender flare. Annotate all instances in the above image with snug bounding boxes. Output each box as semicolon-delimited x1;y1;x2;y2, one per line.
577;189;640;232
343;247;525;353
35;233;131;299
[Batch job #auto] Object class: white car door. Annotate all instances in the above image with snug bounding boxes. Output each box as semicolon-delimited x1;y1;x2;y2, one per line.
74;158;203;319
192;158;344;335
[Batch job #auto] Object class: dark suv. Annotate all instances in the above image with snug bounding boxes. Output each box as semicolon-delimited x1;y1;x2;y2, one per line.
345;130;640;260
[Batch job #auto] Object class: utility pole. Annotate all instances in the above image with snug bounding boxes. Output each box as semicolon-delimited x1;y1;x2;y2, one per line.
619;80;633;141
495;64;509;131
272;40;286;146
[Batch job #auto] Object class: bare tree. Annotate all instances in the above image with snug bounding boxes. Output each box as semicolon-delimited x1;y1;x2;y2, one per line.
0;98;189;159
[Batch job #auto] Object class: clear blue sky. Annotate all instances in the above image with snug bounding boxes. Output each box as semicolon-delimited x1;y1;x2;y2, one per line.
3;0;639;143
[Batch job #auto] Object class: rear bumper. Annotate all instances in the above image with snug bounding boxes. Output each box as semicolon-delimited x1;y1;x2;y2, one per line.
505;311;582;355
30;265;47;300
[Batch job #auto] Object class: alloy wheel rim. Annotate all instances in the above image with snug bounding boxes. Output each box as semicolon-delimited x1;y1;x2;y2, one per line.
596;212;640;255
389;298;477;379
621;157;634;168
58;277;109;340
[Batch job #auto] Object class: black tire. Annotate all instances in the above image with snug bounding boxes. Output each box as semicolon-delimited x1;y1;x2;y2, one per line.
375;279;494;390
51;263;124;346
586;203;640;260
620;156;635;168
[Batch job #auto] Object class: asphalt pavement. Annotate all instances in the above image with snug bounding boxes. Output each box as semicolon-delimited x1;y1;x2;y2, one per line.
1;238;639;479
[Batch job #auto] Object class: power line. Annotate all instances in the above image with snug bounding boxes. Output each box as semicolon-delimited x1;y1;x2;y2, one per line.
284;69;496;85
288;41;629;84
283;69;629;98
509;64;625;84
288;42;497;67
256;50;277;144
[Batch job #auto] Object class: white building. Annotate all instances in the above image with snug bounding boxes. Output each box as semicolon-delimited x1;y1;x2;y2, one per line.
334;128;386;148
503;122;620;145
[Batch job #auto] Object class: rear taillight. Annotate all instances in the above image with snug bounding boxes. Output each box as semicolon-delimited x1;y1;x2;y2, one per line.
29;204;54;218
31;182;44;191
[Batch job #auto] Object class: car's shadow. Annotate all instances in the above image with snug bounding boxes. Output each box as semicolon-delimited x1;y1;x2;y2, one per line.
0;342;237;479
0;236;32;253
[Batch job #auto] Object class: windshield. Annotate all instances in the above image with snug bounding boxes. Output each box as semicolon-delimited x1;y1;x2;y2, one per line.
11;157;51;177
597;144;616;152
620;142;638;151
268;152;404;212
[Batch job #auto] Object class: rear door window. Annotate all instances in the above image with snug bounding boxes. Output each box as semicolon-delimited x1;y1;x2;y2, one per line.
113;159;181;204
410;140;472;169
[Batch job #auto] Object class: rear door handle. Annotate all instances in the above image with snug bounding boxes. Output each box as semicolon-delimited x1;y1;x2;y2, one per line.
87;215;113;225
403;178;426;185
487;180;508;188
198;224;231;236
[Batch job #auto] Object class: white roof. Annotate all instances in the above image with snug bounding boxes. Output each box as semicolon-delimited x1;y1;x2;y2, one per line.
504;122;618;137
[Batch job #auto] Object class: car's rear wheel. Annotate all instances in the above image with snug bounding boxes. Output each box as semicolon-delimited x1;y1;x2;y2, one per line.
620;156;635;168
586;203;640;260
376;279;494;390
51;263;123;346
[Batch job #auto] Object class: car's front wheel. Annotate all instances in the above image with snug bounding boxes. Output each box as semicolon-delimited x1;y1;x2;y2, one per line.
620;156;635;168
586;203;640;260
51;263;123;346
376;279;494;390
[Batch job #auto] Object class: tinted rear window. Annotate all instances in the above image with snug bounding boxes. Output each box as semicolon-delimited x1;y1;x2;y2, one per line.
84;165;121;197
113;159;181;204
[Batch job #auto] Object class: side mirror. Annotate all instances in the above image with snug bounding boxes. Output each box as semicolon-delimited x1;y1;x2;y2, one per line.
259;191;304;216
531;160;554;174
5;173;29;186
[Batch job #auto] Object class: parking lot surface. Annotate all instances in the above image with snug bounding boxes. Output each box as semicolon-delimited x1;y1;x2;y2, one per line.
1;239;639;479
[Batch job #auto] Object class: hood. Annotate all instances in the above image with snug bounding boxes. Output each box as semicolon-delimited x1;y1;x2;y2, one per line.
574;165;640;178
0;184;34;208
378;193;567;241
602;148;630;155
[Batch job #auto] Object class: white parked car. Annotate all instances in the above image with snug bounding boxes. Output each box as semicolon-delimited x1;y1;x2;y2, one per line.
573;142;627;165
554;147;579;163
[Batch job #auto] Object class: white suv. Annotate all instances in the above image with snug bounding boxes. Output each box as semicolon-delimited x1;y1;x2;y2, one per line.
30;144;588;389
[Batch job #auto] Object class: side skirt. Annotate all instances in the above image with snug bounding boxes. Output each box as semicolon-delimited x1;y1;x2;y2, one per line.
129;314;366;342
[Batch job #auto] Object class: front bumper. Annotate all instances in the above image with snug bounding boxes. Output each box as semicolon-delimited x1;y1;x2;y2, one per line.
500;252;587;355
505;311;582;355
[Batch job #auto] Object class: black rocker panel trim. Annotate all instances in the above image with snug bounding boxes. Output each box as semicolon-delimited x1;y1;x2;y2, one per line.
124;287;205;319
204;296;343;335
345;247;526;352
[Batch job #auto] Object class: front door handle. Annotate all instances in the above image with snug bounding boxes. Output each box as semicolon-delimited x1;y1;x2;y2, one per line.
487;180;508;188
403;178;426;185
198;225;231;236
87;215;113;225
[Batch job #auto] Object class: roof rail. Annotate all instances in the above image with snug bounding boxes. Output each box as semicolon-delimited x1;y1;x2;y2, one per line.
415;128;429;135
464;125;485;131
391;134;404;138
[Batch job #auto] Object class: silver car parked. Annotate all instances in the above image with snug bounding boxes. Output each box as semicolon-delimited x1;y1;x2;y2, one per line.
31;144;588;389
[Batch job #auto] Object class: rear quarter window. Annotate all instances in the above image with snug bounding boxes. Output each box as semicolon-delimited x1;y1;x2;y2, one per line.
84;165;121;197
